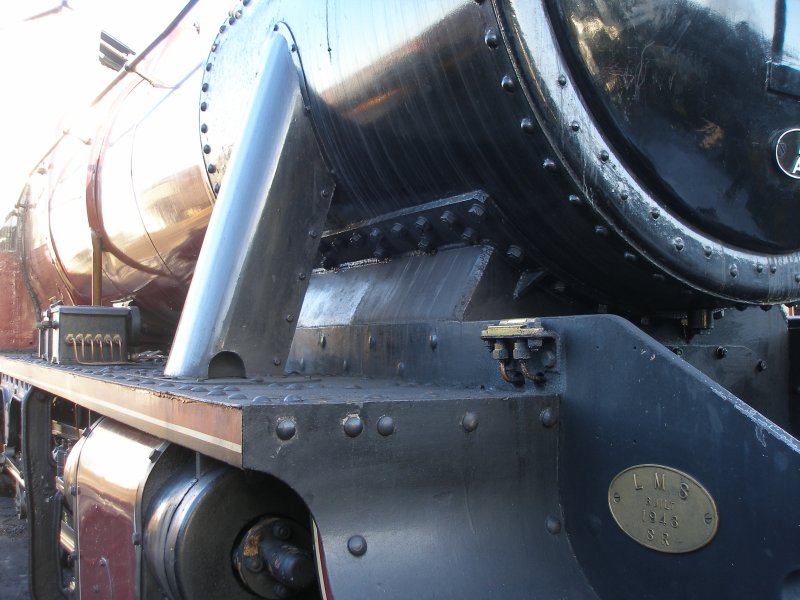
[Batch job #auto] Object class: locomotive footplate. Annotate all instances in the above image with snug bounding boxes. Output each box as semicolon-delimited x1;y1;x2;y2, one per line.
4;313;800;598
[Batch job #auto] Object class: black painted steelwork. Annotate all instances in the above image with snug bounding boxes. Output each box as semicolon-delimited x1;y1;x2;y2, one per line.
21;388;63;599
548;314;800;599
2;0;800;598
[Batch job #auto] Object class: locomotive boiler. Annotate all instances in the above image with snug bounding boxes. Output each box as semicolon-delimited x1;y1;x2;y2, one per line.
2;0;800;598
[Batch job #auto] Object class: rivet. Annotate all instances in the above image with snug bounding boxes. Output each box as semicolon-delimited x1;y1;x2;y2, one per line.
368;335;376;349
207;164;216;173
542;158;557;172
200;101;208;111
276;419;296;440
795;274;800;283
205;62;213;72
623;252;636;262
308;230;318;238
285;314;294;322
703;245;712;258
417;236;432;252
620;191;629;201
557;74;567;86
321;188;330;198
756;263;764;273
319;334;326;348
568;194;582;206
570;120;580;132
649;207;660;219
520;118;535;134
272;357;281;366
716;346;727;359
770;265;777;274
540;407;558;428
594;225;608;237
213;183;220;194
377;415;395;436
501;75;516;92
243;0;250;5
373;246;389;259
545;515;562;534
219;24;227;33
201;82;209;92
673;237;684;251
730;265;738;278
599;150;610;162
200;123;208;133
347;535;367;557
462;411;479;432
298;272;306;280
211;43;218;52
484;30;499;48
757;360;767;372
343;416;364;437
203;144;211;154
396;362;405;376
429;334;438;350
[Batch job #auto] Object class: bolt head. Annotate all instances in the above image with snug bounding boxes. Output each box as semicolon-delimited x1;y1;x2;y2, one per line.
467;203;486;220
506;245;524;263
390;223;407;238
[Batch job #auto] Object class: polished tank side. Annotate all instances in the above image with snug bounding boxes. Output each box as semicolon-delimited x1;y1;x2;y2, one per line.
21;6;216;337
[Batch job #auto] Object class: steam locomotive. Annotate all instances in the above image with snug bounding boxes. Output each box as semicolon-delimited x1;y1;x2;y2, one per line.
2;0;800;598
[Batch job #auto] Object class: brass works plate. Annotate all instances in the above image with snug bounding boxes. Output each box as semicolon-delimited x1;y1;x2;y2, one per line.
608;464;718;554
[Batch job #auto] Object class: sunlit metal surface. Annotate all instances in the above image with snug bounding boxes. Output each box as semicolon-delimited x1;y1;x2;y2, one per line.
73;419;162;600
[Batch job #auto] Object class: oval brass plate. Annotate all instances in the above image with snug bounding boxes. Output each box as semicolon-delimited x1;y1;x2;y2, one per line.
608;464;718;554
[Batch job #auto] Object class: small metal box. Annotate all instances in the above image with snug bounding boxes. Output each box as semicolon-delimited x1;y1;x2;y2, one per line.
38;305;140;365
